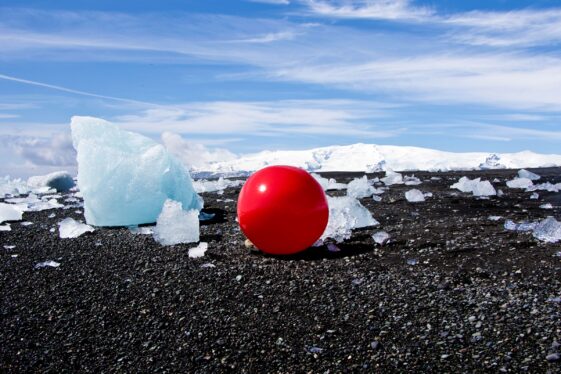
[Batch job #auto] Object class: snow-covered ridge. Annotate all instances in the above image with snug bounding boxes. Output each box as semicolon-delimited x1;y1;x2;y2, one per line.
200;143;561;173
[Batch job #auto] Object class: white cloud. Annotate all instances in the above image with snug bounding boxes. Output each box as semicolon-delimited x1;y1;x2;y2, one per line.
161;132;238;170
115;100;402;138
247;0;290;4
303;0;434;21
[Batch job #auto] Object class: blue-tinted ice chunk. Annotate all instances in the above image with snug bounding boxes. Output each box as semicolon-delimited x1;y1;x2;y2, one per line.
71;116;202;226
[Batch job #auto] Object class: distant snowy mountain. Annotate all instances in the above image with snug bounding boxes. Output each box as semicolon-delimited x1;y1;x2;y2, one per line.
197;143;561;173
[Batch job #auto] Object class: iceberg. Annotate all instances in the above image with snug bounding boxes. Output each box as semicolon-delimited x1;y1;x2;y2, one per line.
506;177;533;189
0;203;23;224
518;169;541;181
451;177;496;197
71;116;202;226
27;171;75;192
58;218;95;238
321;196;379;242
153;199;200;246
405;189;425;202
527;182;561;193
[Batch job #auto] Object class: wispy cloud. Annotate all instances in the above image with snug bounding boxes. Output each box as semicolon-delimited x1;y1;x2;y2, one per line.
247;0;290;4
303;0;434;21
115;100;402;138
0;73;156;106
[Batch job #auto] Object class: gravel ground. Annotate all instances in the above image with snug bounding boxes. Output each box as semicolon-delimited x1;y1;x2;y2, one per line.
1;168;561;373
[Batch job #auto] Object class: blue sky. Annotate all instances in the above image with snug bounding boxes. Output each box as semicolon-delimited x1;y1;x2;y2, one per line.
1;0;561;177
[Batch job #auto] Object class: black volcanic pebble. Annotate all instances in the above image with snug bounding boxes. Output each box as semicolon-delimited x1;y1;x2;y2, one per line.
1;168;561;373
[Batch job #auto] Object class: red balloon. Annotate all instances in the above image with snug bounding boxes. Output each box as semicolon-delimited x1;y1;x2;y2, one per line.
237;165;329;255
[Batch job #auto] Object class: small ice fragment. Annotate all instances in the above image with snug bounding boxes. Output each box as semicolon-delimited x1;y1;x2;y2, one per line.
372;231;390;245
405;189;425;202
199;211;216;221
27;171;75;192
129;226;154;235
488;215;502;221
11;254;18;258
21;221;33;226
451;177;496;197
381;170;403;186
188;242;208;258
553;251;560;257
71;116;202;226
321;196;379;242
540;203;553;209
372;195;382;202
527;182;561;193
518;169;540;181
504;220;517;230
532;217;561;243
35;260;60;269
404;175;422;186
430;177;441;181
192;177;244;194
0;203;23;224
347;176;376;198
200;263;216;268
4;245;15;249
48;213;56;218
497;189;504;197
308;346;323;354
530;192;539;200
506;177;533;189
0;224;11;231
352;278;363;285
547;297;561;303
326;243;341;252
49;227;55;233
235;275;242;282
153;199;200;246
58;217;94;238
406;258;418;265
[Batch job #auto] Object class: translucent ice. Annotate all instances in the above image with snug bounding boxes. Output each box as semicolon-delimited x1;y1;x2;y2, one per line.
71;116;202;226
311;173;347;191
347;176;377;198
506;177;533;189
372;231;390;245
404;175;422;186
381;170;403;186
405;189;425;202
527;182;561;193
0;203;23;224
530;192;539;200
451;177;496;197
35;260;60;269
532;217;561;243
321;196;379;242
188;242;208;258
0;176;31;198
193;177;244;194
58;218;95;238
0;224;11;231
504;220;537;232
540;203;553;209
153;199;199;246
27;171;75;192
129;226;154;235
518;169;540;181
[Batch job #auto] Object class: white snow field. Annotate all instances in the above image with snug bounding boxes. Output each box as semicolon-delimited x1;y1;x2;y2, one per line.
198;143;561;174
71;116;202;227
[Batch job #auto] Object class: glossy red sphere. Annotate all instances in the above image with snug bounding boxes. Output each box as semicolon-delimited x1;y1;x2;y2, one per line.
237;165;329;255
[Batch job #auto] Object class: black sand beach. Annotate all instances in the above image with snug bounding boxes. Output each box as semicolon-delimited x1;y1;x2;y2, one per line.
1;169;561;373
